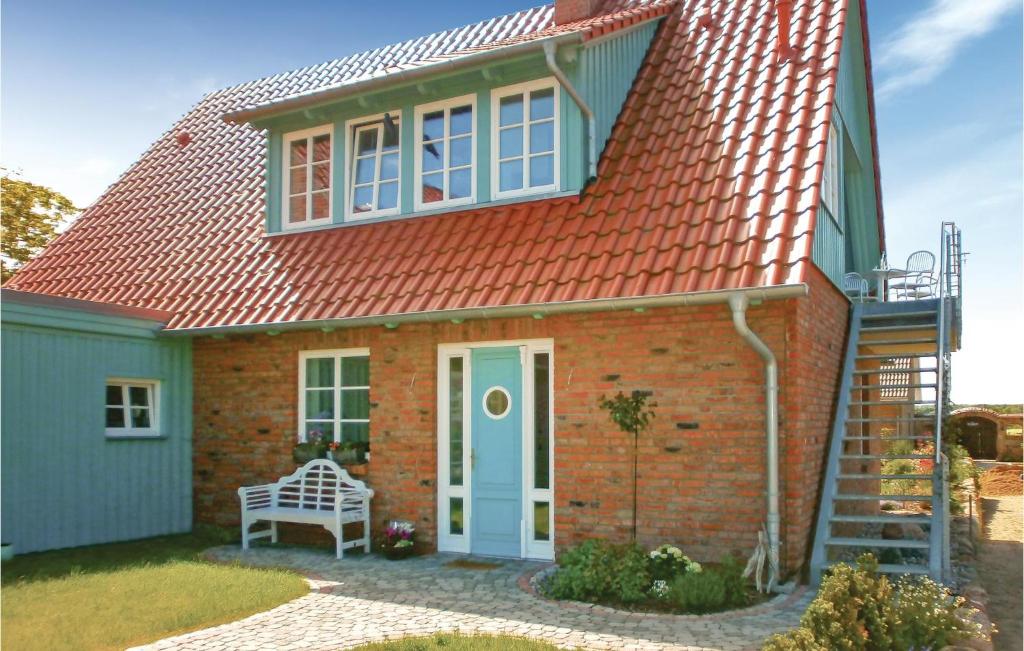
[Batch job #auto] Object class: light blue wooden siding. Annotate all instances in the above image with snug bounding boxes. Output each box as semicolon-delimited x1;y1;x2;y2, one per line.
813;205;845;284
264;21;661;232
1;304;192;553
578;21;661;163
812;0;882;284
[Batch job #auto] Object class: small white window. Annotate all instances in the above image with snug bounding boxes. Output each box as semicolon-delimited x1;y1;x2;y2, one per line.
105;380;159;437
348;113;401;219
298;349;371;448
415;95;476;211
492;78;560;199
282;125;333;229
822;122;840;213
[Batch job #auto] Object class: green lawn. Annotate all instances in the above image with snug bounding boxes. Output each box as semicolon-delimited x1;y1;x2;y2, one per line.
353;634;562;650
1;528;308;651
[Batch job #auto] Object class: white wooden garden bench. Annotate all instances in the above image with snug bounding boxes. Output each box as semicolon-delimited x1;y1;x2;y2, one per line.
237;459;374;559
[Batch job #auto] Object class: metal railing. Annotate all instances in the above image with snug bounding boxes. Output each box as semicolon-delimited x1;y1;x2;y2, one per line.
931;221;962;582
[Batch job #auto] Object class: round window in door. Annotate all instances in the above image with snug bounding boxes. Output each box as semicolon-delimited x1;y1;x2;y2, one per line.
483;386;512;419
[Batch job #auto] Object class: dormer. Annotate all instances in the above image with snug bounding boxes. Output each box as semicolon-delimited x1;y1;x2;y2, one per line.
224;4;672;235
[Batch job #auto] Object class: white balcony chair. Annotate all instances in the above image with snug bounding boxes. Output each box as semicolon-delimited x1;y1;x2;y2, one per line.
843;272;871;303
890;250;935;300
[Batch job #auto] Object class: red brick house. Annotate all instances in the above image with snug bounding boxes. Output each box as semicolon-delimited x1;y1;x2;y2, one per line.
6;0;898;579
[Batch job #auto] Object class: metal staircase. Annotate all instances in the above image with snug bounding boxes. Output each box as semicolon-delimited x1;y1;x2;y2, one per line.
810;223;963;584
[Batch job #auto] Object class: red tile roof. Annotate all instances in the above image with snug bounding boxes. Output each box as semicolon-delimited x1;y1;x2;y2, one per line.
7;0;862;331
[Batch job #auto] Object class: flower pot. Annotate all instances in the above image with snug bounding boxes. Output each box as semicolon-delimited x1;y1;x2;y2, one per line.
1;543;14;562
329;448;360;464
383;544;414;560
293;444;325;464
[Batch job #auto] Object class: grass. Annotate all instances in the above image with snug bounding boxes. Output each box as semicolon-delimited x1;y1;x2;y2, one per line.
352;634;562;650
1;527;308;651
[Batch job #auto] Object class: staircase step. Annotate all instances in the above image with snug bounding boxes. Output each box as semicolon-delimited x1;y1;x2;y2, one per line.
848;400;933;407
830;514;933;525
858;338;937;347
862;310;938;320
856;353;937;360
842;436;934;442
826;537;930;549
876;563;930;575
853;368;938;375
835;493;932;501
851;384;936;391
861;324;938;333
845;417;934;423
837;474;934;480
840;454;932;460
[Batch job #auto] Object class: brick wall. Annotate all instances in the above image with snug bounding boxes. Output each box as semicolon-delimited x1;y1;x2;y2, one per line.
193;275;848;574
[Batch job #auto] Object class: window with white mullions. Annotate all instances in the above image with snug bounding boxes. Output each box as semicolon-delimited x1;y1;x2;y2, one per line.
105;380;159;437
493;79;559;198
299;349;371;449
350;115;400;218
416;96;475;210
283;126;332;228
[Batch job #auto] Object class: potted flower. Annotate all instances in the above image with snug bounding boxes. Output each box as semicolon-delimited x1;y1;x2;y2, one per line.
292;429;328;464
380;521;415;560
329;441;361;464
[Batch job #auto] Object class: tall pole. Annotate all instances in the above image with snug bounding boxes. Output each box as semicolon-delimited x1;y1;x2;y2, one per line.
632;426;638;542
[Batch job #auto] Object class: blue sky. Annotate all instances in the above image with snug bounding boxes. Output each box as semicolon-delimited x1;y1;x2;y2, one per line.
2;0;1021;404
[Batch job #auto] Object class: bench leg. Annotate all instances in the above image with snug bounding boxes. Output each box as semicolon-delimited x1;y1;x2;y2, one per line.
241;513;250;551
336;523;344;560
271;521;278;544
363;511;371;554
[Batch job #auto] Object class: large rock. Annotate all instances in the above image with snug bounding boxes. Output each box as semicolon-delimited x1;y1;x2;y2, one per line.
881;522;928;541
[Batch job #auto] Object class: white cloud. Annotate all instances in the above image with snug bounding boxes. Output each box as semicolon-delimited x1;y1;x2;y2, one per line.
876;0;1020;99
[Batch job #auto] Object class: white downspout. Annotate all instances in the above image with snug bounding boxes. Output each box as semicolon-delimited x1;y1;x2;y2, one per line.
728;293;781;584
543;41;597;180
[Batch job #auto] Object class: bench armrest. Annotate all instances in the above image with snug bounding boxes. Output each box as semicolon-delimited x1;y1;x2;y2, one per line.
238;483;275;510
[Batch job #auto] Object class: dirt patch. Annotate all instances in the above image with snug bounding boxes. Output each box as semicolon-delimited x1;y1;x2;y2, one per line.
980;465;1023;496
977;495;1023;651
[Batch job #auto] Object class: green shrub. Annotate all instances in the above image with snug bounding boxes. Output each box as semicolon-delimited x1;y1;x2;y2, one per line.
647;544;701;583
763;554;985;651
545;539;650;604
668;557;749;614
892;576;984;649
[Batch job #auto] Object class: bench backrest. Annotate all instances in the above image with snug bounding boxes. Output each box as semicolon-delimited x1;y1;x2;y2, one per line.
274;459;368;512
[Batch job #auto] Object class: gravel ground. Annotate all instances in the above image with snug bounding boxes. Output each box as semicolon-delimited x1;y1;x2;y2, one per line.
977;494;1023;651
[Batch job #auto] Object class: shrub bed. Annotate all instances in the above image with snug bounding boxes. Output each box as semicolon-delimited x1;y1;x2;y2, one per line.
542;539;756;615
763;554;989;650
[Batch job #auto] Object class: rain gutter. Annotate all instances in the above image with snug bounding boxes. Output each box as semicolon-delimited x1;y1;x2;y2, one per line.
161;284;808;337
542;40;597;180
223;32;585;125
727;292;781;579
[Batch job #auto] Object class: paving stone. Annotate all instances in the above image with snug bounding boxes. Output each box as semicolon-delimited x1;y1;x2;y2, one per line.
130;546;811;651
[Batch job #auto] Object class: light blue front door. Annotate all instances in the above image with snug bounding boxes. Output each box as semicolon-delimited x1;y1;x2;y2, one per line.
471;346;522;557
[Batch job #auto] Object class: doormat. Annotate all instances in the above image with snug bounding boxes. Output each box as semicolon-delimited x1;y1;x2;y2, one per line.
444;559;503;570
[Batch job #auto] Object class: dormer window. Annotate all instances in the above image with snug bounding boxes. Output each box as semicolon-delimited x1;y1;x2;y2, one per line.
348;113;401;219
492;78;559;199
415;95;476;211
283;125;332;229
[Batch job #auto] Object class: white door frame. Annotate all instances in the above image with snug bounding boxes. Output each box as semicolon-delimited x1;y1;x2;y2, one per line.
436;338;554;560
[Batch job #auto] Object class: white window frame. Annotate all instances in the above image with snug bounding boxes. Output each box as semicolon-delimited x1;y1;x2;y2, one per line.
281;124;334;231
436;339;554;560
822;121;840;215
344;111;402;221
414;94;477;212
297;348;371;444
105;378;160;438
490;77;561;201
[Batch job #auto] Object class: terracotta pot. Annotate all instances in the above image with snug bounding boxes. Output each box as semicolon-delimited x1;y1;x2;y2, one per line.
383;544;414;560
